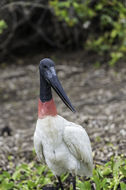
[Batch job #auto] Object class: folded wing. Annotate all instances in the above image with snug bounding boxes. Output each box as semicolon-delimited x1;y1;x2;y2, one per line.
63;123;93;173
34;132;45;164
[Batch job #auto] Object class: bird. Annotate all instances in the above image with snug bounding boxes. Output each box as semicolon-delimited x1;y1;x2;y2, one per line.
34;58;93;190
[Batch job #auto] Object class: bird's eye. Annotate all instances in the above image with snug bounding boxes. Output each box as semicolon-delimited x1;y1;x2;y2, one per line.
43;65;48;69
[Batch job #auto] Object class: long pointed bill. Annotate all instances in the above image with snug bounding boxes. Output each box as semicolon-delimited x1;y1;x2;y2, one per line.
45;67;76;113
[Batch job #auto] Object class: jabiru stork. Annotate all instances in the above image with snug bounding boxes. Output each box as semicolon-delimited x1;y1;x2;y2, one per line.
34;58;93;190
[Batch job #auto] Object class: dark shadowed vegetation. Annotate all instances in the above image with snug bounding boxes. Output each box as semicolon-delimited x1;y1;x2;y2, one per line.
0;0;126;65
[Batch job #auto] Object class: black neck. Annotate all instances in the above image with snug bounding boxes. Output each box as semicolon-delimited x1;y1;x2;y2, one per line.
40;74;52;102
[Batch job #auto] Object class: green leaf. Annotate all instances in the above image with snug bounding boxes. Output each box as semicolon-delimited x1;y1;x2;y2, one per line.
102;167;112;176
0;179;14;190
92;169;102;190
111;30;117;38
120;182;126;190
95;3;103;10
120;167;126;177
0;20;7;34
78;181;91;190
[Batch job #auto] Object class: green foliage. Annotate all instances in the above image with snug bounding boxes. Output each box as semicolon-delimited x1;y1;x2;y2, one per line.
86;0;126;66
50;0;94;26
0;20;7;34
0;156;126;190
0;162;53;190
78;156;126;190
50;0;126;66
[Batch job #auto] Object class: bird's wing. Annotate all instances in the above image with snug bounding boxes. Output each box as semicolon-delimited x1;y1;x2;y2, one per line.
34;132;45;164
63;123;93;169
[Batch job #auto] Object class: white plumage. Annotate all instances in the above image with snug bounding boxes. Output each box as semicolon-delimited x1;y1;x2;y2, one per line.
34;115;93;177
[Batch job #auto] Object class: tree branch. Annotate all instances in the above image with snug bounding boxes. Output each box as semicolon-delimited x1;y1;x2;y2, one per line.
0;2;50;10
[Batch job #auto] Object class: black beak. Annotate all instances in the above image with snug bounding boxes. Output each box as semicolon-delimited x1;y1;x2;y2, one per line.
45;67;76;113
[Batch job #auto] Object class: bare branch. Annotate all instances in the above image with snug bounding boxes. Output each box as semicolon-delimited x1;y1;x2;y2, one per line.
0;2;50;11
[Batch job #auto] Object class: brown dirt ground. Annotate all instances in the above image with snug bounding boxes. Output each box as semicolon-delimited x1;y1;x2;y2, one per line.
0;52;126;172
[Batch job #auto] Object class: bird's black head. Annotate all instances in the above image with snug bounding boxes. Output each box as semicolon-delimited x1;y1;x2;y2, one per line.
39;58;76;113
39;58;55;76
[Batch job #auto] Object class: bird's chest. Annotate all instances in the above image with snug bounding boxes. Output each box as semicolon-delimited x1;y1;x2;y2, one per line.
37;118;68;165
43;129;62;150
36;117;63;148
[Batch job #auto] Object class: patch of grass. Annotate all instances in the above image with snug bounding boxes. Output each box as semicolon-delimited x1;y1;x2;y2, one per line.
0;156;126;190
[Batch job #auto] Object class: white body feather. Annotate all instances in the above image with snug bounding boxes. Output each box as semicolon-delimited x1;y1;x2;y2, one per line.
34;115;93;176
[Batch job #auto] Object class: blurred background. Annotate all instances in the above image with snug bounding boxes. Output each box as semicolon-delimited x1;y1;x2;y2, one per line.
0;0;126;184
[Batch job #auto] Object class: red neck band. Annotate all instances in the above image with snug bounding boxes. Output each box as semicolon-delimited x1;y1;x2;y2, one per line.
38;99;57;119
